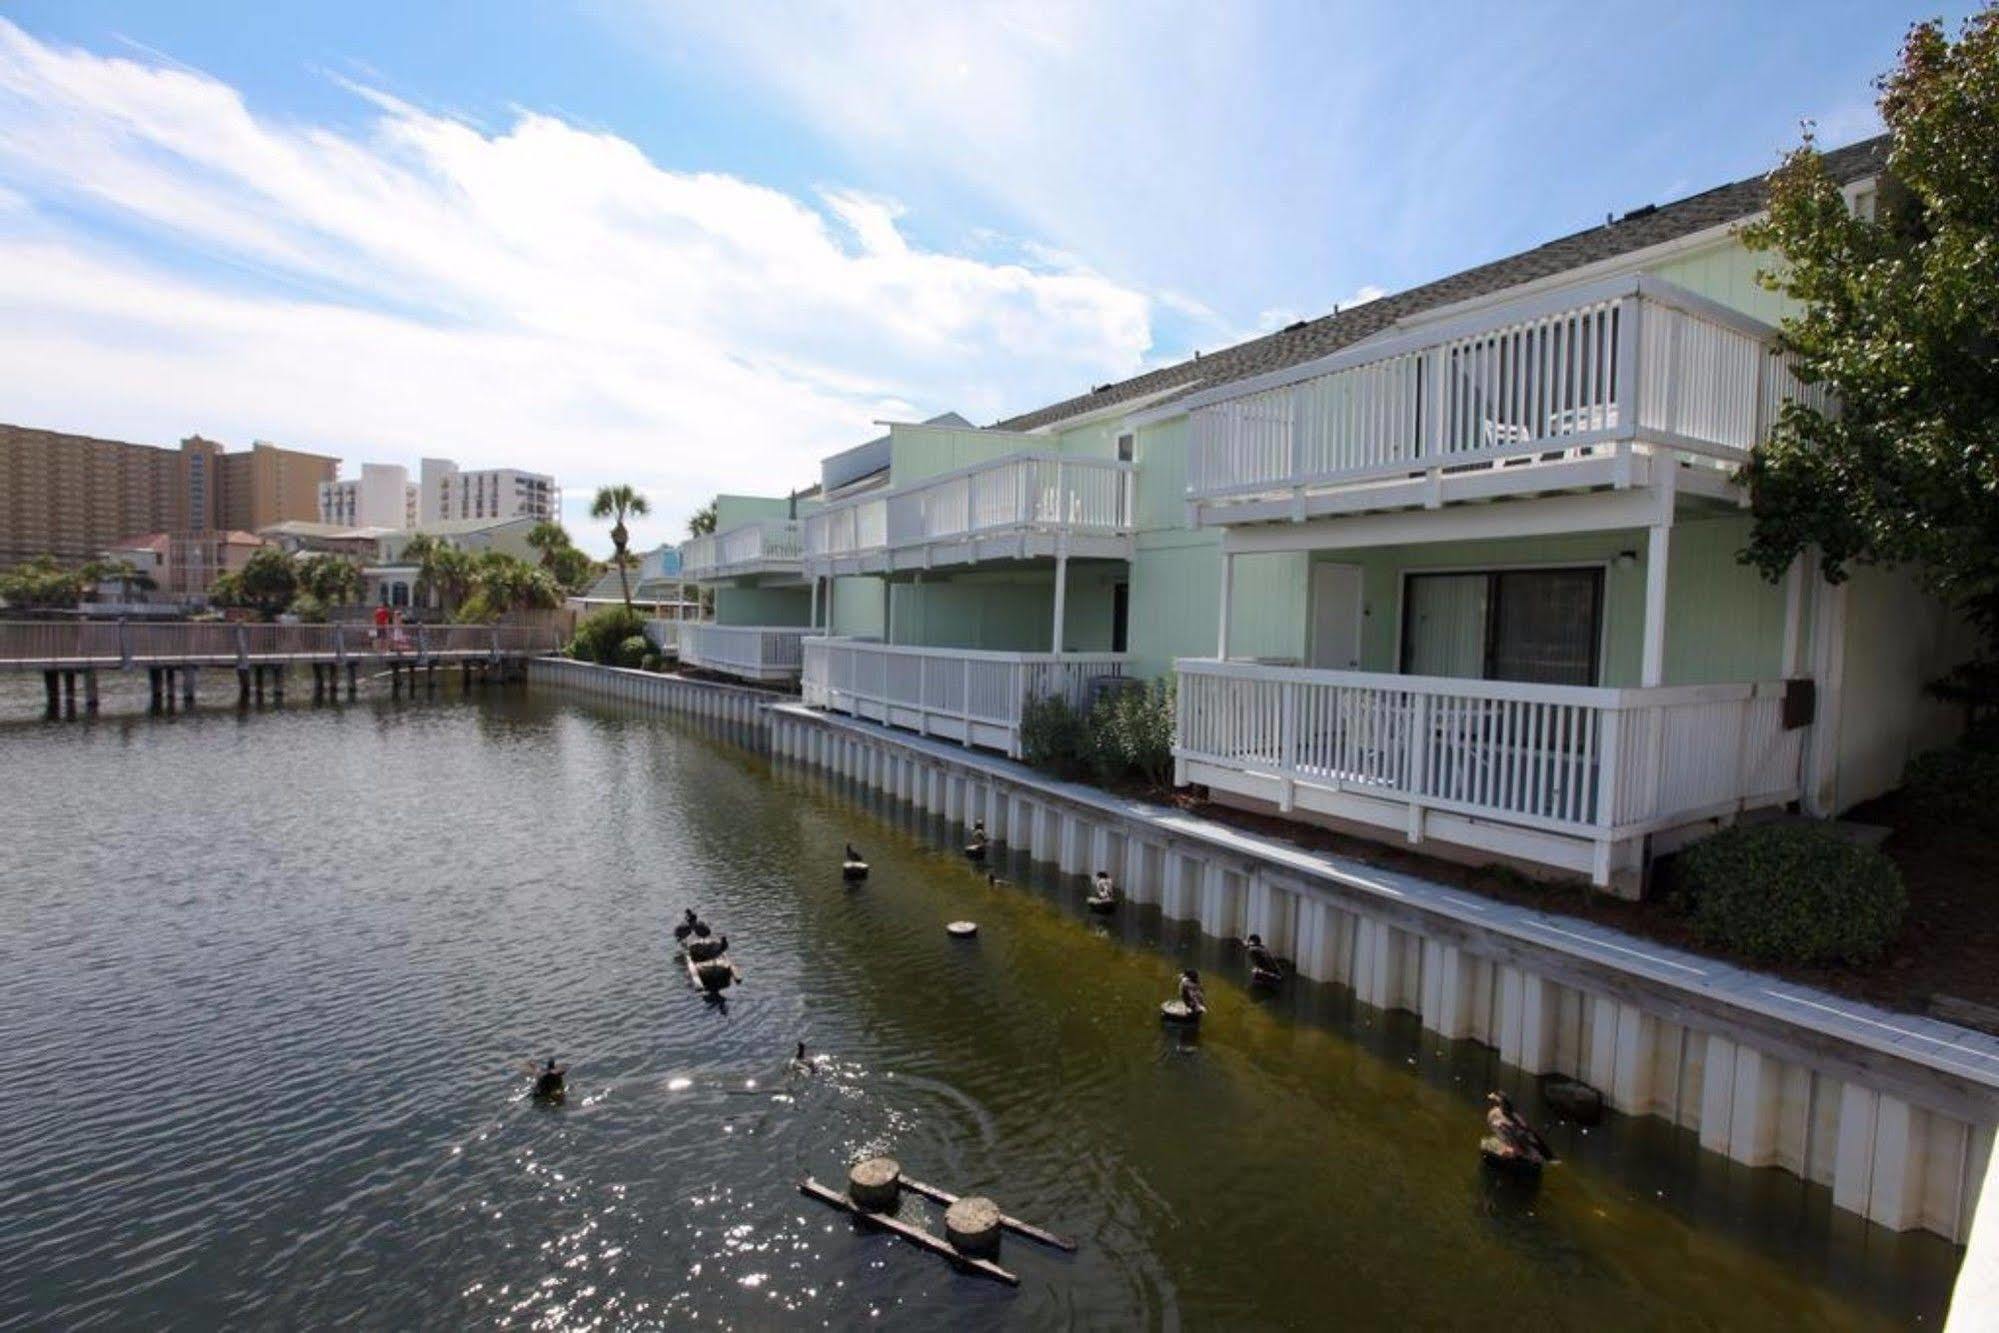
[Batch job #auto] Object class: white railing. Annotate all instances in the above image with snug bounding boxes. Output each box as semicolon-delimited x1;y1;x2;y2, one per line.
680;519;804;581
644;619;681;654
0;620;560;667
803;453;1134;563
679;623;806;680
803;637;1128;757
1186;274;1804;507
1174;659;1803;861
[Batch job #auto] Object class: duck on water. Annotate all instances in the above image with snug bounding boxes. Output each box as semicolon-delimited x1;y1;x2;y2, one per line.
1239;933;1284;988
842;844;869;881
1481;1092;1557;1175
1160;969;1206;1025
526;1057;567;1102
963;821;988;862
1086;871;1118;913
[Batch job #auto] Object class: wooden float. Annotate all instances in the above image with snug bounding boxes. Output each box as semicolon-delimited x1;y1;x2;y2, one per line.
797;1177;1020;1287
898;1176;1077;1251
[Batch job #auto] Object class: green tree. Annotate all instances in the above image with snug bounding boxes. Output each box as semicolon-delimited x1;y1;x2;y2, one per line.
1738;8;1999;699
526;520;572;569
234;547;299;620
296;553;362;606
459;551;560;621
687;502;717;538
548;544;598;594
0;554;88;609
590;484;651;615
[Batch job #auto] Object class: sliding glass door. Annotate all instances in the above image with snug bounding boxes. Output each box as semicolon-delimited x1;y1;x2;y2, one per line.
1401;567;1603;685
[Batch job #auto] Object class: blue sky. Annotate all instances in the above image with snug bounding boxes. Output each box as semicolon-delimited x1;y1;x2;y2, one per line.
0;1;1969;552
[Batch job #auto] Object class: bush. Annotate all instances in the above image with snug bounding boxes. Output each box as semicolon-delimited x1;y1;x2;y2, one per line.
616;634;649;669
641;652;663;673
287;592;328;624
1022;676;1177;791
1020;693;1089;779
1675;823;1907;967
1900;745;1999;830
568;606;647;664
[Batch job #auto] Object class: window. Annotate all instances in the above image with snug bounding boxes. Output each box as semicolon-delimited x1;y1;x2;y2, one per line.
1401;567;1602;685
1116;432;1135;463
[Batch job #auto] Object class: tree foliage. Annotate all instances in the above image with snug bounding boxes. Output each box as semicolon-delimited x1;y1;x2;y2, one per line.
457;551;561;622
1738;8;1999;659
686;502;717;537
0;554;92;609
233;547;299;619
590;484;651;615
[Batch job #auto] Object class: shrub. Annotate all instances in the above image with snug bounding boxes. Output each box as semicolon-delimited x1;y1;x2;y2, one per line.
287;592;329;624
1085;677;1176;789
1675;823;1907;967
641;652;662;673
568;606;647;664
1020;693;1089;779
1900;745;1999;831
1023;676;1178;791
616;634;650;669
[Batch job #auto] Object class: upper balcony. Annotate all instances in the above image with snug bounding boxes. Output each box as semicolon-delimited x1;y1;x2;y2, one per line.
1182;275;1829;526
680;518;804;584
803;452;1134;577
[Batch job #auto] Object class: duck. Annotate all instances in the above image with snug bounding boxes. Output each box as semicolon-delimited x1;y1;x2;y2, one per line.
528;1056;567;1102
685;923;729;962
1161;968;1206;1024
789;1040;814;1075
1241;933;1284;987
1481;1091;1557;1174
672;908;704;943
1086;871;1118;913
843;844;869;880
963;820;989;862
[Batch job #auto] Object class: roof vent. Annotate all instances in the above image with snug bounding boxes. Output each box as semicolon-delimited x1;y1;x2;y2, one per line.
1092;383;1113;394
1620;203;1658;223
1282;319;1308;333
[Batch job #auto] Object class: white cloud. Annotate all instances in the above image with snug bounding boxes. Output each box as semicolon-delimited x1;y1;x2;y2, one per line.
0;20;1156;553
1339;284;1387;310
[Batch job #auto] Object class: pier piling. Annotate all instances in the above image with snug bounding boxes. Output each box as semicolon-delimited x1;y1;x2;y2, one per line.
61;670;77;717
270;666;284;702
43;670;60;717
148;667;165;711
237;667;251;705
346;661;358;698
84;670;99;713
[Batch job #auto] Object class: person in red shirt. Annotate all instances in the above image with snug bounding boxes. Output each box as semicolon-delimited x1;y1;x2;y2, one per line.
372;601;391;645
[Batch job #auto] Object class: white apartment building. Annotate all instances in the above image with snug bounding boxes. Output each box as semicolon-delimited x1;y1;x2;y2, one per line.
319;462;419;530
419;458;560;524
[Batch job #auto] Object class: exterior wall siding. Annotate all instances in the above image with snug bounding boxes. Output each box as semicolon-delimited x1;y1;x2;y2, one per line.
715;585;810;627
885;567;1120;653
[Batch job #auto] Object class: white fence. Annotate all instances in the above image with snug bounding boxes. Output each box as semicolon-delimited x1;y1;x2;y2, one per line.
680;519;803;581
679;623;807;682
804;453;1133;563
1186;274;1811;506
803;637;1127;757
1174;658;1804;883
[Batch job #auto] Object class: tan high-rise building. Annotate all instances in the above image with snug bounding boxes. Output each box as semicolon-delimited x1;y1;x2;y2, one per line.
0;423;337;570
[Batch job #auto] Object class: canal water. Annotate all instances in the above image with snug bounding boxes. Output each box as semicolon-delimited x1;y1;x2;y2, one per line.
0;679;1964;1328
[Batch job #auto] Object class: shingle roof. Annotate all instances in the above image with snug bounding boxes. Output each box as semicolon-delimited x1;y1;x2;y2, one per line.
994;136;1889;432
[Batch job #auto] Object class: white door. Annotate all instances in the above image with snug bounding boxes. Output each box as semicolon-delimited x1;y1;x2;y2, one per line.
1307;563;1364;669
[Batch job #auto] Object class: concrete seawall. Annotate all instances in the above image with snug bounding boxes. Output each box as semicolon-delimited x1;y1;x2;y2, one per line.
529;657;1999;1253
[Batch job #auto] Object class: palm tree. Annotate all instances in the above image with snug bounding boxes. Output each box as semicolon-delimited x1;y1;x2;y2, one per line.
687;502;717;538
526;520;572;570
590;484;651;615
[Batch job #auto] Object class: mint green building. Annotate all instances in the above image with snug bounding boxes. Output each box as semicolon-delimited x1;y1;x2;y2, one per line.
684;135;1971;893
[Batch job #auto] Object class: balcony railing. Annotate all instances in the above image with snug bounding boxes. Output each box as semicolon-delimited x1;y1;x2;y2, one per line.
803;453;1133;567
679;623;806;682
1174;658;1804;884
680;519;803;582
803;637;1127;757
1184;274;1831;513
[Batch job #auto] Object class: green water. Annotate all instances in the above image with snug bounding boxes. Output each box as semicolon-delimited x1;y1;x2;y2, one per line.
0;678;1961;1327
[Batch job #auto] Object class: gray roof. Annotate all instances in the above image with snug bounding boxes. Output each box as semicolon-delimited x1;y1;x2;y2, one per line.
994;135;1888;432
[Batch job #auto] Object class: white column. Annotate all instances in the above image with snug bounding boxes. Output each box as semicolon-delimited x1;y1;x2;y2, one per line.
1217;551;1234;659
810;576;821;629
1779;554;1804;677
1051;553;1068;653
1642;521;1670;687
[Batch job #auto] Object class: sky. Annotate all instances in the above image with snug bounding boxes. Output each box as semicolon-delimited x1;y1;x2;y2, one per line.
0;1;1972;555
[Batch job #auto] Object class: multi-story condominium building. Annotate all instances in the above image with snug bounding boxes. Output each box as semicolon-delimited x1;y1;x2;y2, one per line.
1;425;336;569
419;458;560;525
319;462;419;530
684;134;1974;897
